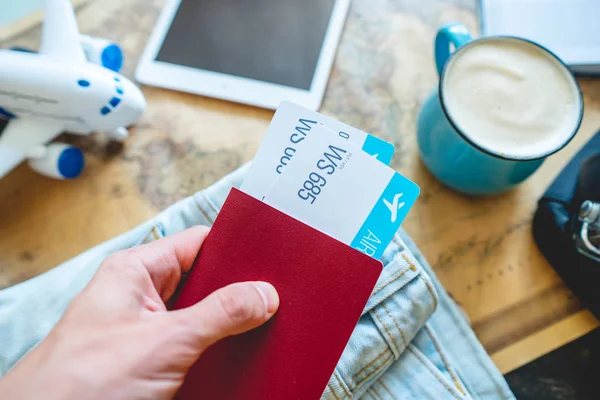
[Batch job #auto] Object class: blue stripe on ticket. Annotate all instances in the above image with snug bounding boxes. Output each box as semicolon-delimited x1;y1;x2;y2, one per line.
350;172;420;259
361;135;395;165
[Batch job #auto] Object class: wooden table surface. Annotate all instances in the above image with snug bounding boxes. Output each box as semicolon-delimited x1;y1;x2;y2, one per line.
2;0;600;375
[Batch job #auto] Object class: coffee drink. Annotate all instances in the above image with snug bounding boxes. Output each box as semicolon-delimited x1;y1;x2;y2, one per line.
442;38;581;159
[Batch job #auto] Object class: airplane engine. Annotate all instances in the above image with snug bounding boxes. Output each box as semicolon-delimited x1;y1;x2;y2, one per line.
28;143;85;180
80;34;123;73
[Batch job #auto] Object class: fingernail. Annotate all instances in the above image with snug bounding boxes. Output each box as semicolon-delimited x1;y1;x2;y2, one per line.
253;282;279;314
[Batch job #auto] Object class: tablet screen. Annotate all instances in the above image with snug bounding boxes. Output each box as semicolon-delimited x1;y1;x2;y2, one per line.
155;0;337;91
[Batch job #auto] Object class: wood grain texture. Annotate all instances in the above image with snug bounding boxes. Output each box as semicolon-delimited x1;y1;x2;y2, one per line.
1;0;600;369
493;310;600;374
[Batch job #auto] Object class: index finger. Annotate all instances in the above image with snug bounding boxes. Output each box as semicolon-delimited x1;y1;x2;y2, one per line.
112;226;210;301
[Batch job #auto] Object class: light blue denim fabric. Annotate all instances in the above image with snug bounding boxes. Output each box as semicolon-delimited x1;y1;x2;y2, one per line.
0;164;515;399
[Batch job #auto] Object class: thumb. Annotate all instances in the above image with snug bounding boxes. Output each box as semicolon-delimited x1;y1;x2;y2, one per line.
170;281;279;350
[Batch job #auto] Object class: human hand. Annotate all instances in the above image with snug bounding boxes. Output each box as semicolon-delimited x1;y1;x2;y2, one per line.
0;226;279;400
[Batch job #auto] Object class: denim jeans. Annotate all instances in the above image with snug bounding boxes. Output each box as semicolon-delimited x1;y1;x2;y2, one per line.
0;164;515;399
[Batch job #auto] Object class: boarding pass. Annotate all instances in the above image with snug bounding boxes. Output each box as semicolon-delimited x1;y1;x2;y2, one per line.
241;101;395;200
261;124;420;259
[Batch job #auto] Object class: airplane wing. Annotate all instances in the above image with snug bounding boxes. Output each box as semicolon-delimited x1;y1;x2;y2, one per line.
39;0;87;62
0;118;64;179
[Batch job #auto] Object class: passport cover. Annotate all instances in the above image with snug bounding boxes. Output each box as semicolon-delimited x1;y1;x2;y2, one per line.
173;188;383;400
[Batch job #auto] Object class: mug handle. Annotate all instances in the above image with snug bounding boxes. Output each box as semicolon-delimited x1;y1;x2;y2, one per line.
435;23;472;76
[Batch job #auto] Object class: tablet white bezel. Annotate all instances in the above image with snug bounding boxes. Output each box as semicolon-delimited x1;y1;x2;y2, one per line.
135;0;350;110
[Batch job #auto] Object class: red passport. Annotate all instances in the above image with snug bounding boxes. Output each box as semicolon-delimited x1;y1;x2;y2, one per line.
173;188;382;399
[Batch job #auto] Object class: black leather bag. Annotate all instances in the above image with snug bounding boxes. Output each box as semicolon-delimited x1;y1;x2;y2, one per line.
533;130;600;319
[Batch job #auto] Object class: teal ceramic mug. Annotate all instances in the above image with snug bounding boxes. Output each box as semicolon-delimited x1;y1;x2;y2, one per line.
417;23;583;195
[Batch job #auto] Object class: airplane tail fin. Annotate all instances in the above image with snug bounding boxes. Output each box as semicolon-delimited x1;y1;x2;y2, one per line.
39;0;86;62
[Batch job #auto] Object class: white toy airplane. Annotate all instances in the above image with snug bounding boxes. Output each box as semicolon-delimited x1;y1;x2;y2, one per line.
0;0;146;180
